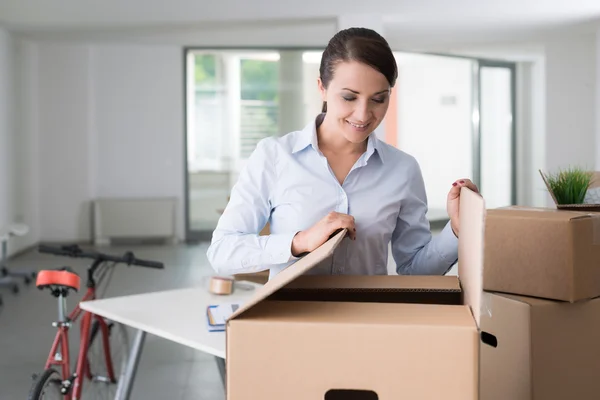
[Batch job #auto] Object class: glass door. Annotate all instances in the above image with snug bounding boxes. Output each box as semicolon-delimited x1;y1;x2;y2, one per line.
184;49;323;241
476;61;516;209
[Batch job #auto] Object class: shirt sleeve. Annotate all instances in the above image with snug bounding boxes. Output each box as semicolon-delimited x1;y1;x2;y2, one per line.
206;138;300;275
391;158;458;275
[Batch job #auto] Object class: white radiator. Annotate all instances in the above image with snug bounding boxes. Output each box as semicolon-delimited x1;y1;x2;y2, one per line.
93;197;177;245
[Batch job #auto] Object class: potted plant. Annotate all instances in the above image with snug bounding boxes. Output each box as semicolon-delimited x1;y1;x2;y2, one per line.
540;167;600;211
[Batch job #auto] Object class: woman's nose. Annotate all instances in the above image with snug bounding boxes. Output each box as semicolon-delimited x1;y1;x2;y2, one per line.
353;102;370;122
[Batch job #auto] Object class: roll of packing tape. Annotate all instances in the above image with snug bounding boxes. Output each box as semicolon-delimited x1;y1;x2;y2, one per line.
209;276;234;295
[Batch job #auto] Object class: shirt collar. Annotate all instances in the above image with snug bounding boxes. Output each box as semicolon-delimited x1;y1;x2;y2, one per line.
365;131;384;164
291;115;385;164
291;119;318;154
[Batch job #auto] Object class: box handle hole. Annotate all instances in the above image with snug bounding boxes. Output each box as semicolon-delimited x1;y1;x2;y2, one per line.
325;389;378;400
481;331;498;348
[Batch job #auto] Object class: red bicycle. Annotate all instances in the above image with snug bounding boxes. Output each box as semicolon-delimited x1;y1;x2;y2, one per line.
28;244;164;400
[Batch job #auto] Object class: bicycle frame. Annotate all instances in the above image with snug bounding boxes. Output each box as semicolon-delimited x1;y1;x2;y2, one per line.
36;245;163;399
43;283;116;400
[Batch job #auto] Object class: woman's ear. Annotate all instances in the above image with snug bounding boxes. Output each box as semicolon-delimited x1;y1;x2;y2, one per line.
317;77;327;101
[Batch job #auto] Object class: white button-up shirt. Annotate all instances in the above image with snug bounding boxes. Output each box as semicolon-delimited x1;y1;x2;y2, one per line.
207;117;458;279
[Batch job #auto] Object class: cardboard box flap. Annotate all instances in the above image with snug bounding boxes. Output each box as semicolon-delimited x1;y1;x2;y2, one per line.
227;229;347;321
458;187;486;328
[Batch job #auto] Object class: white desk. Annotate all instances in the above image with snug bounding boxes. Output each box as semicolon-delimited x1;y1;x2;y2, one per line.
80;283;260;399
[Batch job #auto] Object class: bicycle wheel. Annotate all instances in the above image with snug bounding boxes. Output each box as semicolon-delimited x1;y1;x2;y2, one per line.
28;368;63;400
83;319;129;399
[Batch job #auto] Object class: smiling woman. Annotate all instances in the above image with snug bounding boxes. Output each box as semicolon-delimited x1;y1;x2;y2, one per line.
316;58;393;185
319;61;391;146
206;27;480;280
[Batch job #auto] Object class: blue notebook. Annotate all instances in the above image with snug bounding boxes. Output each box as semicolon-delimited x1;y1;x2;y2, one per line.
206;303;240;332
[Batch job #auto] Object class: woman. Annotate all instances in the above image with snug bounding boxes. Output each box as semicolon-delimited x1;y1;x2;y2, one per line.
207;27;479;279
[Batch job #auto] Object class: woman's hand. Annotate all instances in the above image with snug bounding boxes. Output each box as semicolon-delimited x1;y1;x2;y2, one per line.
291;211;356;256
447;179;480;237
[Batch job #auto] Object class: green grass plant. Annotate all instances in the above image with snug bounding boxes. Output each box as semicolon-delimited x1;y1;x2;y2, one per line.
544;167;593;205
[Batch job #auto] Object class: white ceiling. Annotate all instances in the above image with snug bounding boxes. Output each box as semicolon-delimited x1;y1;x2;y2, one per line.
1;0;599;47
2;0;600;30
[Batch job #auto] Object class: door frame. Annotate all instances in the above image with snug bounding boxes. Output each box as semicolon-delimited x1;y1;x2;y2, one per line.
473;59;517;206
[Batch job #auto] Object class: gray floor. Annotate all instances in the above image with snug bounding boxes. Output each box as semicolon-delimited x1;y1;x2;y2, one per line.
0;241;224;400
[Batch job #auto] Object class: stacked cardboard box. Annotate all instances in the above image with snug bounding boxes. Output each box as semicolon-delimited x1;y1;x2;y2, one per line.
480;206;600;400
480;170;600;399
223;188;600;399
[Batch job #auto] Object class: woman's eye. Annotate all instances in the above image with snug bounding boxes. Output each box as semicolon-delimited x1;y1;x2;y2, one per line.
342;96;386;103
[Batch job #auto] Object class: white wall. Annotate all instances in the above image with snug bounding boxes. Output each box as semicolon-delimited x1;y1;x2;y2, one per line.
0;29;39;254
35;44;94;241
93;44;184;238
19;19;335;47
0;27;14;237
530;58;547;206
13;39;41;252
23;43;185;242
18;21;335;243
545;34;597;188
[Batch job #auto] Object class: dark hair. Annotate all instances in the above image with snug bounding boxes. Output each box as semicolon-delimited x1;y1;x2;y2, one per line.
319;27;398;113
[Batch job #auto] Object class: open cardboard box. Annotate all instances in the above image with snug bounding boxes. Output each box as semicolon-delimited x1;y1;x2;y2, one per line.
540;170;600;212
224;188;600;399
224;188;486;399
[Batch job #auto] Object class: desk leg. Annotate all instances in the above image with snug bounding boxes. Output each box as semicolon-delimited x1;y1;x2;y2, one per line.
115;329;147;400
214;356;226;389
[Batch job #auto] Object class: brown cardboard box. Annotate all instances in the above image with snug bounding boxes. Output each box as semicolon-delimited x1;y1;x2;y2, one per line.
225;188;486;399
480;291;600;400
540;170;600;212
483;207;600;302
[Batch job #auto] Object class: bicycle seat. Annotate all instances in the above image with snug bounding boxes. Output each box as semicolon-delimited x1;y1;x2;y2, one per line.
36;267;81;294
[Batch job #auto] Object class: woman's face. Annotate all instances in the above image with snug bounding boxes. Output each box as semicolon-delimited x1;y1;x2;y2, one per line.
318;60;391;144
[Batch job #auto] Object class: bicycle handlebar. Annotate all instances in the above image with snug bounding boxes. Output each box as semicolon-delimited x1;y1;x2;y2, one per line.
38;244;165;269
